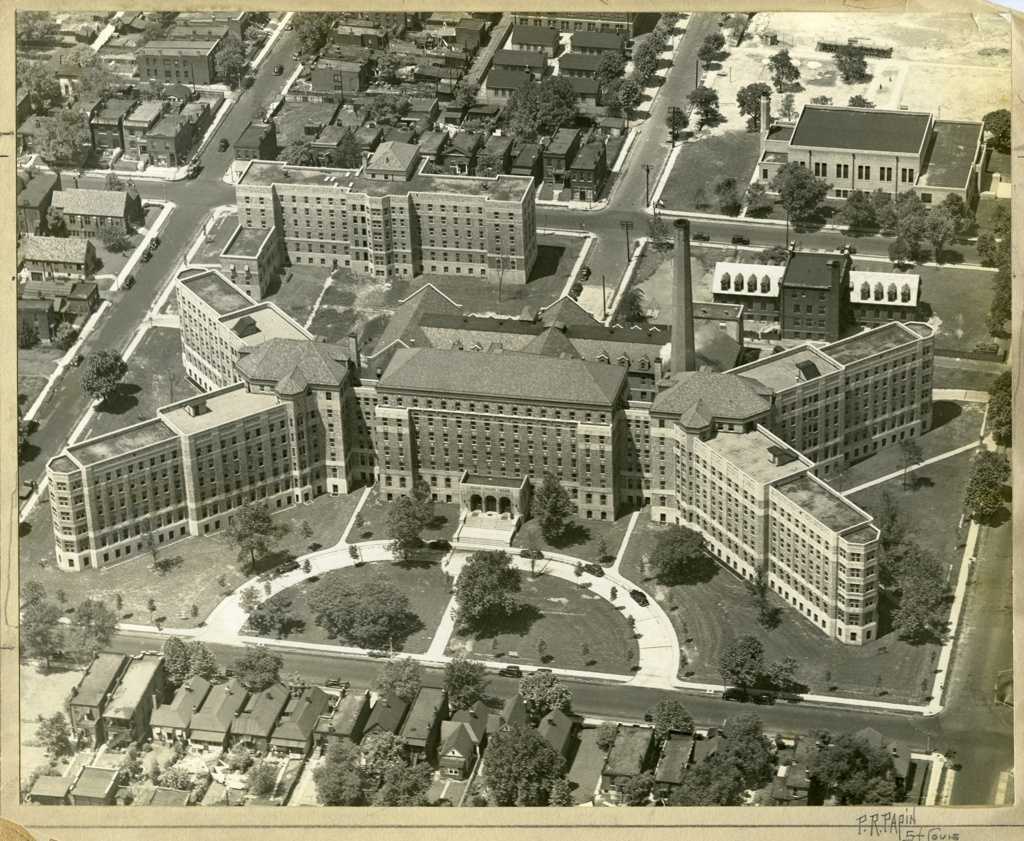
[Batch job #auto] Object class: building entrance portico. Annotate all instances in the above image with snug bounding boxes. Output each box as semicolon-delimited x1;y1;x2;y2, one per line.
455;473;532;548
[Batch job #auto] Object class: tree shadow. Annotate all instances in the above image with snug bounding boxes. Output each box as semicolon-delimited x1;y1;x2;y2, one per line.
876;590;898;638
983;505;1011;528
655;552;720;586
910;476;935;490
548;522;591;550
98;383;142;416
467;603;543;641
19;520;32;538
19;441;41;466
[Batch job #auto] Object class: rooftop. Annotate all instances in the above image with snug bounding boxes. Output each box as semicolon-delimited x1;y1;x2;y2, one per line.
783;251;848;290
655;734;694;784
571;142;604;172
72;652;127;708
546;128;580;157
150;675;212;731
124;100;164;126
72;766;119;800
222;225;273;258
401;687;446;746
52;188;127;219
559;52;604;71
159;384;283;435
69;418;178;466
652;371;771;422
850;270;920;308
223;304;311;347
365;695;409;734
731;346;841;392
20;235;91;265
17;169;61;208
919;121;984;190
820;321;920;365
189;678;247;735
132;786;191;806
700;428;810;485
486;68;533;92
604;726;653;777
271;687;332;743
571;30;623;49
493;48;546;68
566;76;600;96
235;338;350;391
511;24;560;46
789;105;931;155
316;691;370;737
139;39;220;56
29;775;73;800
231;682;289;739
766;124;794;143
379;346;627;407
712;262;785;298
366;140;420;174
94;98;136;124
774;473;868;531
147;114;186;139
180;269;254;314
103;655;163;721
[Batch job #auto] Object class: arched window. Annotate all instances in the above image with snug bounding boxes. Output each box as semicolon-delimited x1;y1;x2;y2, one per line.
873;282;884;301
900;283;911;302
761;275;771;293
720;272;731;290
733;273;744;291
747;276;757;292
887;283;897;301
860;281;871;300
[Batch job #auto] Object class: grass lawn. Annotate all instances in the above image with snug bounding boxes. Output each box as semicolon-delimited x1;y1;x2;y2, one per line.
84;327;198;440
447;573;639;674
351;491;460;544
566;727;604;804
932;361;1002;392
627;243;739;321
833;400;985;491
618;511;940;702
307;279;360;343
19;492;362;628
660;130;761;213
264;265;333;327
510;513;632;564
19;663;84;784
251;557;452;654
18;344;64;408
974;195;1010;233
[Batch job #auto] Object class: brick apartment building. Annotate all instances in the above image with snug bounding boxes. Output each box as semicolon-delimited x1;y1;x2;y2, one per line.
138;40;221;85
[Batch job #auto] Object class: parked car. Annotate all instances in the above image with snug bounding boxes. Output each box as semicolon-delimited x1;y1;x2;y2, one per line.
723;688;749;702
730;234;750;245
579;266;592;280
140;249;152;263
428;539;451;550
325;677;348;688
150;236;160;250
273;64;284;75
582;562;605;577
535;667;552;674
218;138;230;152
499;665;522;677
123;275;135;289
70;354;84;368
693;231;711;241
521;547;544;560
752;692;775;705
276;559;301;575
629;589;649;607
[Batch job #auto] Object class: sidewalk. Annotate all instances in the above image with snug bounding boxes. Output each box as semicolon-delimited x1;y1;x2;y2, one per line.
842;439;982;495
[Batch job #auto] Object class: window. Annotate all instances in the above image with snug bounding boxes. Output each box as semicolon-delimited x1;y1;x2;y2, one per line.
856;165;871;180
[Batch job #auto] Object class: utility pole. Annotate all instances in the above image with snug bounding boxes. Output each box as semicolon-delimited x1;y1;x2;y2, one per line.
620;220;634;261
643;163;653;207
695;58;700;88
601;273;607;318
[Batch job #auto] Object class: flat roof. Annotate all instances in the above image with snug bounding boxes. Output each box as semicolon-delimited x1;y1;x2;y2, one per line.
789;105;930;155
124;100;164;125
159;384;283;436
237;160;532;202
546;128;580;156
700;428;809;485
103;655;162;721
72;766;118;800
919;121;984;190
222;226;271;257
766;124;794;143
693;302;743;321
180;270;253;315
733;346;841;392
223;305;311;346
820;321;919;365
774;473;868;531
69;419;178;466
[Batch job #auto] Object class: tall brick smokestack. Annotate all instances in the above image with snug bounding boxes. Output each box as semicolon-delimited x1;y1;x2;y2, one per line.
760;94;770;134
672;219;696;375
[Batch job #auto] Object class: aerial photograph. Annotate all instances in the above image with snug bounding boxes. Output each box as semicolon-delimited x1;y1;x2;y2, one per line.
12;8;1013;812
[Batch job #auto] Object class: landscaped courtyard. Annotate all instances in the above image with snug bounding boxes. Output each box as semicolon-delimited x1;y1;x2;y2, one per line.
447;572;640;675
19;492;361;629
350;492;460;545
249;557;453;654
510;512;633;565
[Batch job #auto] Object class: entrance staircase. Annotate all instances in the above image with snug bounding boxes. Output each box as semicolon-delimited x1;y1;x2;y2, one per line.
453;512;518;549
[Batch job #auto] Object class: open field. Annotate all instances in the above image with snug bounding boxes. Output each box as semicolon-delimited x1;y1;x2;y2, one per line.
19;663;84;785
660;131;761;213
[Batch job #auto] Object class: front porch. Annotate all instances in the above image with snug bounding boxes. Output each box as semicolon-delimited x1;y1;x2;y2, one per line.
452;472;530;549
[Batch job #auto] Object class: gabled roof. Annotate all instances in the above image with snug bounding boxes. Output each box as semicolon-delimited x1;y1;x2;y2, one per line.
486;694;528;734
16;169;60;208
368;282;463;355
655;733;694;784
789;105;931;155
571;31;624;50
651;371;771;422
451;700;490;744
486;69;533;92
447;131;484;156
439;721;477;760
493;49;547;69
537;709;575;757
511;24;560;47
20;235;91;265
52;188;128;219
189;678;248;736
316;691;370;738
235;338;351;389
150;675;212;731
538;295;600;326
678;398;712;430
565;76;600;97
366;140;420;174
603;726;653;777
401;688;447;747
521;325;582;359
559;52;604;72
365;695;409;734
231;682;289;739
271;687;332;744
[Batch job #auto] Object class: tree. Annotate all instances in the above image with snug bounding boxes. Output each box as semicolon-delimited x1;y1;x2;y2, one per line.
81;350;128;405
17;56;61;111
17;12;60;45
535;77;578;136
848;95;875;108
360;730;407;786
697;36;721;67
888;236;913;265
53;322;78;352
214;34;248;88
940;193;971;236
780;93;797;120
452;81;480;111
233;647;283;691
239;586;261;613
666;106;689;143
748;566;780;629
892;564;948;643
596;52;627;87
308;570;415;649
314;741;365;805
283;140;319;166
375;52;403;84
374;657;422;703
248;761;278;797
923;208;956;262
22;581;46;607
225;744;254;772
36;108;91;167
651;699;694;742
649;525;705;584
963;451;1010;522
810;731;899;805
475;147;505;178
228;503;288;573
454;550;522;630
983;108;1011;153
811;95;833;105
67;599;117;663
713;177;742;216
386;491;433;561
484;725;566;805
687;86;720;128
18;319;39;350
549;777;574;806
622;771;655;805
519;671;572;723
531;473;575;542
444;653;487;711
616;79;643;120
987;372;1012;446
833;46;870;84
186;641;220;681
248;597;294;639
768;49;800;92
632;39;660;85
743;182;773;217
60;46;117;99
595;722;619;752
330;128;363;169
771;162;829;223
46;206;67;237
373;762;433;806
668;755;746;805
838;190;878;230
162;636;192;686
736;82;773;131
718;635;765;689
898;439;923;489
292;12;338;55
99;228;133;255
765;656;800;692
717;713;775;790
140;11;178;44
648;216;670;249
20;598;63;667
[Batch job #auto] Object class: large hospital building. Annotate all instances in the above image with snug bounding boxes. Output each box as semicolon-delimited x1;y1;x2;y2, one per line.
47;224;934;646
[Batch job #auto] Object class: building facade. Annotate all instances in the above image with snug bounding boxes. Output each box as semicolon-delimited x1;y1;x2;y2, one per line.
138;40;221;85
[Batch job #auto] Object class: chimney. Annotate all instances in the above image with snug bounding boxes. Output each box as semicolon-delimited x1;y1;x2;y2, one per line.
653;356;664;383
671;219;696;375
760;94;770;135
348;332;361;371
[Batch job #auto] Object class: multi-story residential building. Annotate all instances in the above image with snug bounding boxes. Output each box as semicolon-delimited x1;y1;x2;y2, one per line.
138;40;221;85
46;223;933;646
67;653;129;746
89;98;136;153
569;140;608;202
309;58;372;95
16;167;61;235
235;143;537;285
506;25;561;57
144;114;193;167
512;12;641;37
102;653;166;746
51;189;130;238
235;121;277;162
176;10;249;40
122;100;165;158
757;101;986;205
543;128;582;186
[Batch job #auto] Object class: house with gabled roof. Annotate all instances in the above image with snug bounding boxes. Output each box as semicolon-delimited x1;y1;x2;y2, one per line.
438;720;479;779
270;686;333;757
67;652;129;747
400;687;449;765
316;690;372;749
537;709;577;761
150;675;212;743
600;725;657;803
51;188;130;238
188;678;248;750
437;131;484;175
363;694;410;738
653;732;695;801
227;682;290;753
486;694;528;737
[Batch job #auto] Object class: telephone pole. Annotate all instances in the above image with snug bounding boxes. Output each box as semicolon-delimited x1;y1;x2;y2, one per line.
643;163;653;207
620;221;634;261
601;274;607;319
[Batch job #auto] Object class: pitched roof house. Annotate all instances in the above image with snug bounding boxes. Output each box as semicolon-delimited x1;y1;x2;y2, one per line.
270;686;333;756
229;682;290;752
150;675;212;741
188;678;248;748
